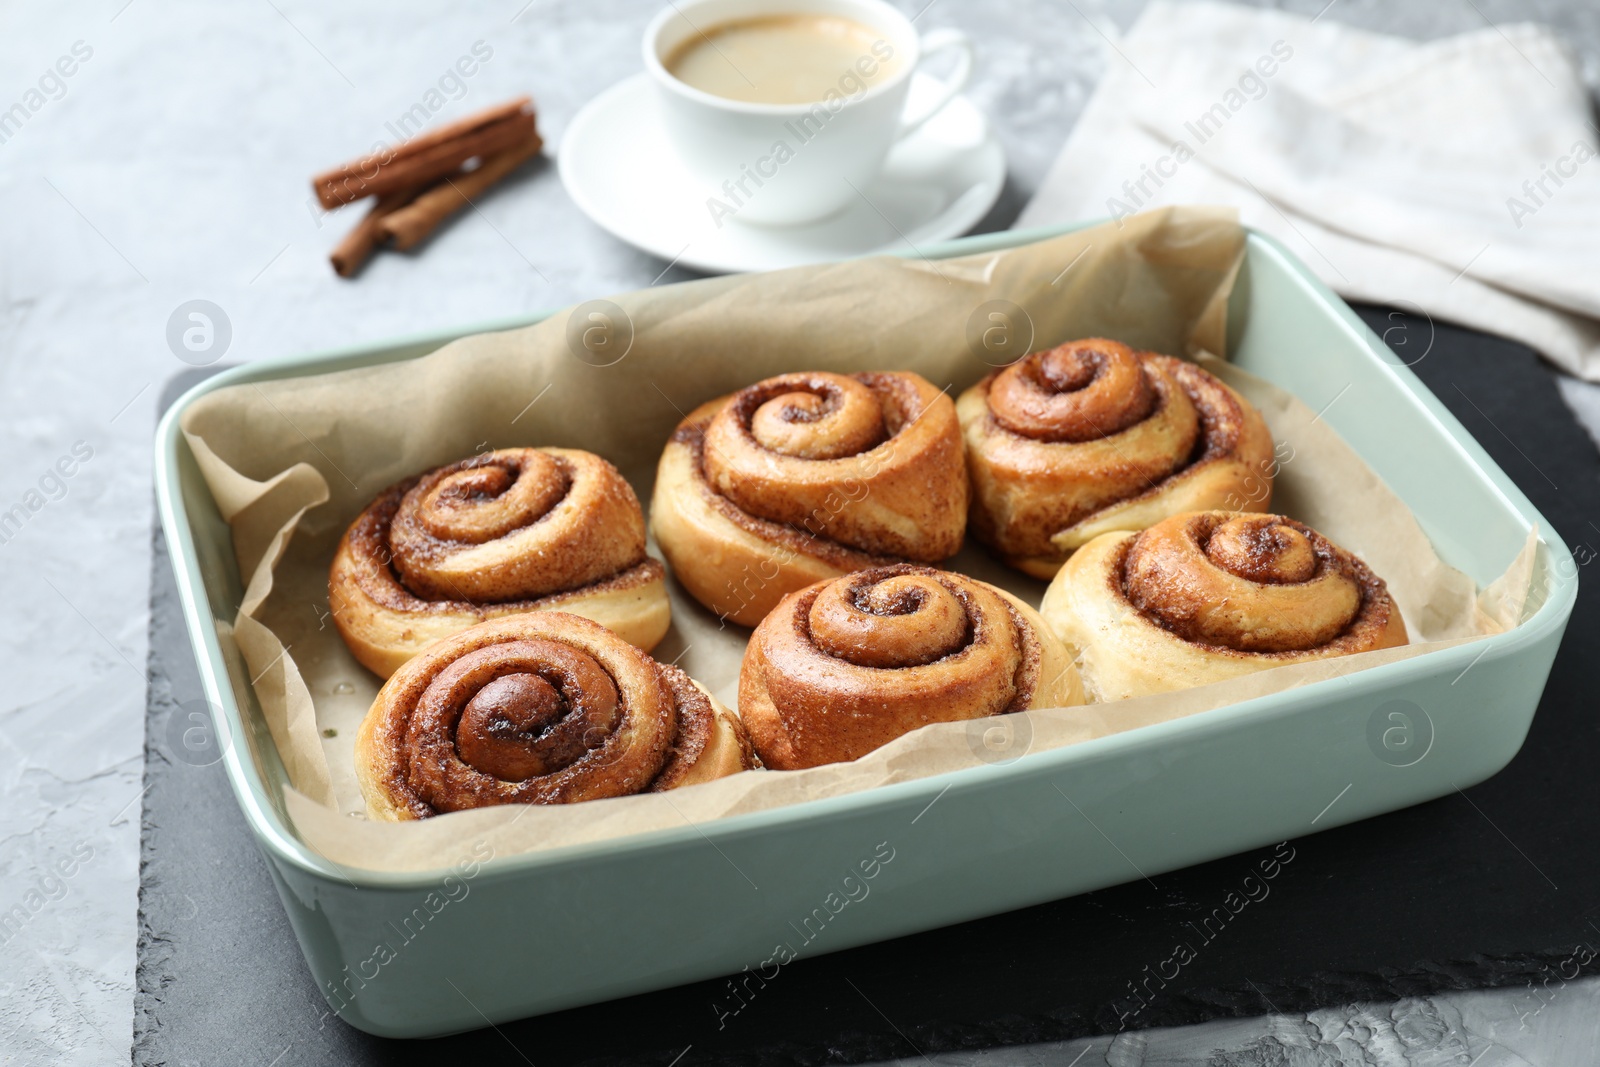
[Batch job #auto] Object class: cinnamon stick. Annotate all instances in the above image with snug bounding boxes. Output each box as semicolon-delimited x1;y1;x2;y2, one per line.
384;97;531;163
378;130;544;251
313;100;536;209
329;188;424;278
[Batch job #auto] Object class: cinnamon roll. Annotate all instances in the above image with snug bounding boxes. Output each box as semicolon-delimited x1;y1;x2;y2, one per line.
739;564;1083;770
355;612;756;820
651;371;969;628
958;338;1275;578
330;448;670;678
1041;511;1408;701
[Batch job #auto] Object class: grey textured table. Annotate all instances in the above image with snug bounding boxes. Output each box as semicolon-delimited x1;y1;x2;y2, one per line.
2;1;1599;1064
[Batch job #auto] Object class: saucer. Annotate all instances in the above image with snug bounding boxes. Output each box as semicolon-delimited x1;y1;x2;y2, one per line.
558;72;1005;274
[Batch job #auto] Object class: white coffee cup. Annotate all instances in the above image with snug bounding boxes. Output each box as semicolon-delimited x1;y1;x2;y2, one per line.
643;0;974;227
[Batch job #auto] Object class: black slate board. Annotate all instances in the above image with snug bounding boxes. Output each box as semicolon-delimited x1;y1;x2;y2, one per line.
134;309;1600;1066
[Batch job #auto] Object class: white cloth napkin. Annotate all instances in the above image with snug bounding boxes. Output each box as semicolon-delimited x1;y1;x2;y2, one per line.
1017;1;1600;381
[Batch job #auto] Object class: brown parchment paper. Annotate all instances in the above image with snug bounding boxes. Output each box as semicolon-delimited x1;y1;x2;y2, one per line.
178;206;1536;873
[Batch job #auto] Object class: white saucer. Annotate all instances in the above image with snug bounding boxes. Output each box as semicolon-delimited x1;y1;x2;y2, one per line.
558;72;1006;275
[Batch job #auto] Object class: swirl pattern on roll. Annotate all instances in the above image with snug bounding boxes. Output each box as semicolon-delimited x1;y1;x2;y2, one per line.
1040;511;1408;700
330;448;670;678
739;564;1083;769
652;371;969;628
355;612;757;820
957;338;1275;579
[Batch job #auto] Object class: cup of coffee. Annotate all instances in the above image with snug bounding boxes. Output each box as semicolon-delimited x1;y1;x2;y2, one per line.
643;0;974;227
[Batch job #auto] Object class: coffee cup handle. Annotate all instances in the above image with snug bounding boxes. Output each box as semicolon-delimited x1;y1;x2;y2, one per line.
894;28;974;142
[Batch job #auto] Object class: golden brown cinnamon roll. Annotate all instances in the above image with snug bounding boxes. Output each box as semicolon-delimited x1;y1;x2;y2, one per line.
330;448;670;678
958;338;1275;578
1041;511;1408;700
739;564;1083;769
355;612;756;820
651;371;969;628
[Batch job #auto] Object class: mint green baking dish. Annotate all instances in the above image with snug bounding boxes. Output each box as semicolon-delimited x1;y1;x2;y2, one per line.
153;224;1576;1038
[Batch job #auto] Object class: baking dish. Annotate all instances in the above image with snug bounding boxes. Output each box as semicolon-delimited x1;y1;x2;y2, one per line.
153;223;1576;1037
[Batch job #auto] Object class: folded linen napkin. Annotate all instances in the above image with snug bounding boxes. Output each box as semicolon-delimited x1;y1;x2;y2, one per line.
1017;1;1600;381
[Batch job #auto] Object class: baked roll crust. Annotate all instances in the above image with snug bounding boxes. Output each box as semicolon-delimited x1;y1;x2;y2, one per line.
651;371;969;627
355;611;756;820
1041;511;1408;701
739;564;1084;769
330;448;670;678
958;338;1275;578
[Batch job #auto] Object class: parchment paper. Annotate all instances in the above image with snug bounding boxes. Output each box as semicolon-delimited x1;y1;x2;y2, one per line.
178;206;1536;872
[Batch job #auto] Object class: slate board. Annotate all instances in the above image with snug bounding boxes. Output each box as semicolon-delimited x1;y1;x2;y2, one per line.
133;308;1600;1066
